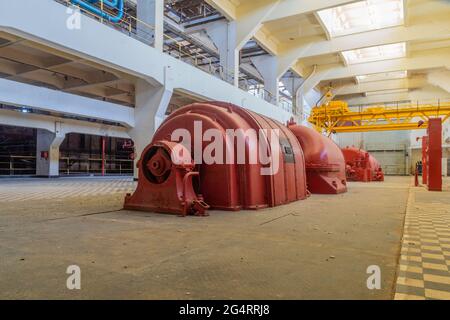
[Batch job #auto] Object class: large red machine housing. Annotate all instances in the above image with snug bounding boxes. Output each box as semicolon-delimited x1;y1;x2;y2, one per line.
124;102;308;215
288;123;347;194
341;147;384;182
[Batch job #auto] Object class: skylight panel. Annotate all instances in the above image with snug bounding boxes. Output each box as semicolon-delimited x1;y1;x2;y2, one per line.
356;71;407;83
342;42;406;65
365;88;409;96
317;0;404;38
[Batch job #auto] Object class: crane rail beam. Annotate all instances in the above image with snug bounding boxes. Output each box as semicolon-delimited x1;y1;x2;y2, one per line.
309;102;450;134
330;123;429;133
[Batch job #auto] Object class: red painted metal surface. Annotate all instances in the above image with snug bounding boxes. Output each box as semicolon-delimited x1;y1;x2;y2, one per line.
40;151;49;160
422;136;428;185
341;147;384;182
124;140;209;216
288;123;347;194
427;119;442;192
124;102;308;215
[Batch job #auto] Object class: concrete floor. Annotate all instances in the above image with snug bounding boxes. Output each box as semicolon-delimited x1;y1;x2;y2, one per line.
0;176;416;299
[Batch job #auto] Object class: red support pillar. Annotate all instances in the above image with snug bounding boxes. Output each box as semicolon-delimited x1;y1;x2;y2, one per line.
427;119;442;192
422;136;428;185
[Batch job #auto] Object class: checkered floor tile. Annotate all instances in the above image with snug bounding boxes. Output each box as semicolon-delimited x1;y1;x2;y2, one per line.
395;185;450;300
0;177;136;201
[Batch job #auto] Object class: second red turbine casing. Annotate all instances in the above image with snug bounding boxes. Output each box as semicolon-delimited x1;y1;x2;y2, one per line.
288;124;347;194
341;147;384;182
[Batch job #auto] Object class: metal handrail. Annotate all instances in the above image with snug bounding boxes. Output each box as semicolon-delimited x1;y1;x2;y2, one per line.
278;96;293;113
54;0;286;109
0;153;134;176
56;0;242;84
0;154;36;176
59;155;133;175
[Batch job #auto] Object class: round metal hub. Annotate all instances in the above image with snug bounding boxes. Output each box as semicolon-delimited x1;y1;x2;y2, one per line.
142;146;172;184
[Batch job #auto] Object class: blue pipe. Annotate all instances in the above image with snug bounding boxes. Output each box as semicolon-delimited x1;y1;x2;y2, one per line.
70;0;124;23
89;0;120;8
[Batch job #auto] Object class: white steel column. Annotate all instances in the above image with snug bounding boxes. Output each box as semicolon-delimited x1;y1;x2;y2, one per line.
137;0;164;51
251;55;279;104
36;125;65;177
280;76;304;116
204;20;237;85
128;80;173;178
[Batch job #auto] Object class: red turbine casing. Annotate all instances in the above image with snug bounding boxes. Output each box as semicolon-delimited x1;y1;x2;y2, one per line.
341;147;384;182
288;124;347;194
124;102;308;215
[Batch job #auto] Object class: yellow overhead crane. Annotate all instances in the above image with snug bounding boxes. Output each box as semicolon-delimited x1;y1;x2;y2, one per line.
308;90;450;134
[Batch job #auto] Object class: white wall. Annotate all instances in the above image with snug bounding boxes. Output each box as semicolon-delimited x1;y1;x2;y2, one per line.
336;130;411;175
336;131;410;150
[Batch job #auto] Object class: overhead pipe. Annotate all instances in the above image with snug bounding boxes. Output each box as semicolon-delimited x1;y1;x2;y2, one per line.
91;0;120;7
70;0;124;23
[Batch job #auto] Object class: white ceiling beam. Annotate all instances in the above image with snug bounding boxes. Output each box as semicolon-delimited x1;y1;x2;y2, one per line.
346;92;411;105
263;0;358;23
335;76;427;96
315;48;450;82
207;0;358;55
206;0;359;26
300;71;330;96
0;108;130;138
276;20;450;78
253;28;279;56
0;78;135;127
205;0;237;20
290;61;308;78
234;0;280;50
345;86;450;106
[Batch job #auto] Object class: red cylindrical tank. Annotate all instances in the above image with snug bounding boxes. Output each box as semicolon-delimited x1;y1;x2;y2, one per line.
288;124;347;194
124;102;308;215
341;147;384;182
